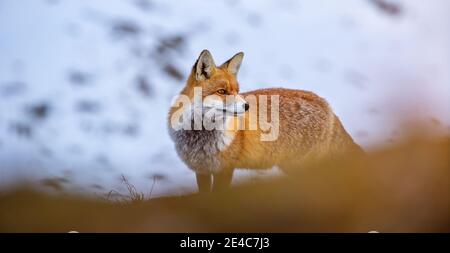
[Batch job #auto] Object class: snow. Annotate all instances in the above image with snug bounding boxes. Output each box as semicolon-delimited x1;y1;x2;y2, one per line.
0;0;449;197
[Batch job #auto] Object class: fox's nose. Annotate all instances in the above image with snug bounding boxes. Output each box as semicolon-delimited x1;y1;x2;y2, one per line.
244;102;250;111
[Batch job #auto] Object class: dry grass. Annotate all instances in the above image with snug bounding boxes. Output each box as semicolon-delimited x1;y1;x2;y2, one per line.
104;175;146;204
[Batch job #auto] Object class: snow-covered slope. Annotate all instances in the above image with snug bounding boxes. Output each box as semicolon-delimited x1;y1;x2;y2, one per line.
0;0;449;196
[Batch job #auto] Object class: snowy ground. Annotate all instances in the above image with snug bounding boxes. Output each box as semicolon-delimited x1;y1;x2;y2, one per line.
0;0;449;197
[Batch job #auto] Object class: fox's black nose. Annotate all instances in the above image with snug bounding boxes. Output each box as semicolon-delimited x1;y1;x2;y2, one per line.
244;103;250;111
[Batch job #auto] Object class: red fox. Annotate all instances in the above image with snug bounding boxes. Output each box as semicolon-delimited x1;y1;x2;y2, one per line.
168;50;362;192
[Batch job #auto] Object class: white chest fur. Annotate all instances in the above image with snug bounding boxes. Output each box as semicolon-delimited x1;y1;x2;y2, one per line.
169;128;235;174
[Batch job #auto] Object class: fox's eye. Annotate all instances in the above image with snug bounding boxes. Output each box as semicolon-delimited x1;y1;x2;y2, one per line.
216;89;227;95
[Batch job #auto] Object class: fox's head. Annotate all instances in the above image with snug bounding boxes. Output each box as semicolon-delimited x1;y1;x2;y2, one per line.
183;50;249;116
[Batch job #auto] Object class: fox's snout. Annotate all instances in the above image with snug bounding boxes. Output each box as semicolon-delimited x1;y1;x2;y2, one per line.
203;94;248;115
226;95;249;115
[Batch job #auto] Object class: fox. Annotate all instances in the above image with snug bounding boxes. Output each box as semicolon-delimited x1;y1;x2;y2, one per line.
168;50;363;192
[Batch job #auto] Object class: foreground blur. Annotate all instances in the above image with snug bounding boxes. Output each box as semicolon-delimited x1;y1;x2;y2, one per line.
0;129;448;232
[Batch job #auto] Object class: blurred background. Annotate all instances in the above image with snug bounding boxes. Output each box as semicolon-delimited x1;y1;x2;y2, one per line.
0;0;449;198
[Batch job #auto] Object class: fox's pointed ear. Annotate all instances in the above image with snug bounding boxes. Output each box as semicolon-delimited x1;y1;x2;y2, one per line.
194;50;216;81
221;52;244;76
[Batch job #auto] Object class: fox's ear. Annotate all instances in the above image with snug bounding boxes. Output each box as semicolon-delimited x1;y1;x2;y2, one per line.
221;52;244;76
194;50;216;80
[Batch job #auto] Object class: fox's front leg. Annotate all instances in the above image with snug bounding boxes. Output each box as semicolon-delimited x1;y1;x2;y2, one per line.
212;169;234;192
196;173;212;193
